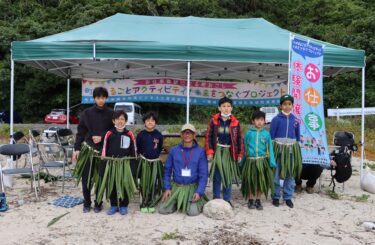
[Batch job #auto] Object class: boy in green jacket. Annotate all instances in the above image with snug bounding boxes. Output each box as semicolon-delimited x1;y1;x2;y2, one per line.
242;111;276;210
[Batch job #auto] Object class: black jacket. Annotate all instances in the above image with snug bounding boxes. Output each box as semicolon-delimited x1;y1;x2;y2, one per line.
74;105;114;151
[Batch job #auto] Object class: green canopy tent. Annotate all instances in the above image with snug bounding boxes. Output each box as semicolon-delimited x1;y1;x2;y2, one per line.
10;13;366;178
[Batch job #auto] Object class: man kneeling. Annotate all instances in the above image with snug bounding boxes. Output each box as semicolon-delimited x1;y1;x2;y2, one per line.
159;123;208;216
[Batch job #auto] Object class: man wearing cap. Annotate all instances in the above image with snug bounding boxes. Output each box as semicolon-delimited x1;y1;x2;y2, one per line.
159;123;208;216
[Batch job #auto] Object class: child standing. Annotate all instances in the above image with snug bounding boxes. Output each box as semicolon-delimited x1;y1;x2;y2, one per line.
205;97;244;206
73;87;113;213
136;111;164;213
98;110;137;215
242;111;276;210
270;94;302;208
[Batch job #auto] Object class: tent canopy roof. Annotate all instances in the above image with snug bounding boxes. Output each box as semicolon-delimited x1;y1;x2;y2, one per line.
12;13;365;80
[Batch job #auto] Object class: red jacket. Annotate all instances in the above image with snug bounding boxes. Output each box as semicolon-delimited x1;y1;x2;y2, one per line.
205;113;244;161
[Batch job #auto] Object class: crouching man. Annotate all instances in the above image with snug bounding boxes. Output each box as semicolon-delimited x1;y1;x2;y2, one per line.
159;123;209;216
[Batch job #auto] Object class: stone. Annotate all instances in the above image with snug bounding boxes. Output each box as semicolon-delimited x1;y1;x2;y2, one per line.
203;199;234;220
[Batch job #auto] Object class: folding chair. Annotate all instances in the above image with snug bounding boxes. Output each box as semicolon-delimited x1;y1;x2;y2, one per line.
10;131;28;168
56;128;75;162
0;143;38;198
37;143;70;192
29;129;41;158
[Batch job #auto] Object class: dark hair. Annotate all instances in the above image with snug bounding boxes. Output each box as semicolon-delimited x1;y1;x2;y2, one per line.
92;87;109;98
218;96;233;106
251;111;266;121
143;111;158;123
113;110;128;121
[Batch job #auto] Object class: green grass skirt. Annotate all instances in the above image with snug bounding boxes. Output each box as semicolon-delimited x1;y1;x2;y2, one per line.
73;143;100;191
273;140;302;179
163;183;209;213
137;156;164;207
96;157;137;206
209;145;240;188
241;157;274;198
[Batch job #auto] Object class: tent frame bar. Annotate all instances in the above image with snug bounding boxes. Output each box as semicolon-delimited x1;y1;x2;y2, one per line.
360;65;365;181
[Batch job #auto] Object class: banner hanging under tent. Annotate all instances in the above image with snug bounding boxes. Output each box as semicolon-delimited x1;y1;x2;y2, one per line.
82;77;288;106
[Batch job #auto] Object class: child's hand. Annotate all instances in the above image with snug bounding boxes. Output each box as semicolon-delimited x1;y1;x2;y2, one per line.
192;193;201;202
237;157;242;164
207;155;213;161
92;136;102;144
72;151;80;161
330;160;337;167
162;190;171;201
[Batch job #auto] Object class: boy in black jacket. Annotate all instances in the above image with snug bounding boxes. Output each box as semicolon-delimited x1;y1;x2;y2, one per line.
73;87;113;213
136;111;164;213
100;110;137;215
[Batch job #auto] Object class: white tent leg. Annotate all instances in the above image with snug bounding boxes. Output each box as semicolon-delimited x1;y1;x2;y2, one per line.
186;61;191;124
66;77;70;129
10;59;14;143
360;66;365;182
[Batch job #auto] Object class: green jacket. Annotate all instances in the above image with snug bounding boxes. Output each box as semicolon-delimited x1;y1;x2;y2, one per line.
244;128;276;168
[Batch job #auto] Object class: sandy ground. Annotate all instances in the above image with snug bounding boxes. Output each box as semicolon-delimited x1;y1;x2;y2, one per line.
0;157;374;245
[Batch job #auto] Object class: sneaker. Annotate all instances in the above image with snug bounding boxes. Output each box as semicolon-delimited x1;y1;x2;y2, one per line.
94;205;103;213
148;207;156;213
107;206;118;215
255;200;263;210
140;207;149;213
247;199;255;209
272;199;279;207
295;184;303;193
285;199;294;208
226;200;233;208
83;206;91;213
306;186;314;194
119;206;128;215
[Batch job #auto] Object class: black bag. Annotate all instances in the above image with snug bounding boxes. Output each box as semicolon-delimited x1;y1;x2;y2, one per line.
330;147;352;192
334;131;354;146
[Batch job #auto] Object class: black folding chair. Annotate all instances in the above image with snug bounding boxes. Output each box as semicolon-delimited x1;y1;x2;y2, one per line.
0;143;38;198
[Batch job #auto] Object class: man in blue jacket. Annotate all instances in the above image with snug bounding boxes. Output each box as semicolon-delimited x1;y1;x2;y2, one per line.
159;123;208;216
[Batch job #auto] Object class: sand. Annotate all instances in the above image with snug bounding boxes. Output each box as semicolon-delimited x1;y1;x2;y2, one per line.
0;157;374;245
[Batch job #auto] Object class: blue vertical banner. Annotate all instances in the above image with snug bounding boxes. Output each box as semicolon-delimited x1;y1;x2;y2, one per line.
290;37;330;166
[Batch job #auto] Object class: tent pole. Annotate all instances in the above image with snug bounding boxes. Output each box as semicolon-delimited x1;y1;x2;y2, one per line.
66;76;70;129
360;66;365;182
287;33;293;94
186;61;191;124
10;56;14;143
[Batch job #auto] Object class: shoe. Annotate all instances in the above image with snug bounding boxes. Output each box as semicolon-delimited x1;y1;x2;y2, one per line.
255;200;263;210
107;206;118;215
295;184;302;193
285;199;294;208
94;205;103;213
83;206;91;213
119;206;128;215
226;200;233;208
148;207;156;213
140;207;148;213
272;199;279;207
306;186;314;194
247;199;255;209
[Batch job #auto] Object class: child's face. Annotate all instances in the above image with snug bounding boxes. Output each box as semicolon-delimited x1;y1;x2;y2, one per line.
218;102;232;115
252;117;265;129
113;115;127;129
94;96;107;107
281;100;293;113
145;117;156;131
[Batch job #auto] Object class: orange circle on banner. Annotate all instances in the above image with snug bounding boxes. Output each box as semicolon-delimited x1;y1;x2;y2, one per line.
304;87;321;106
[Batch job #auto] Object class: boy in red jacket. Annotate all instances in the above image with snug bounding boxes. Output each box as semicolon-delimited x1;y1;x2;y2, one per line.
205;97;244;207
